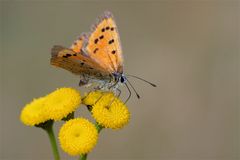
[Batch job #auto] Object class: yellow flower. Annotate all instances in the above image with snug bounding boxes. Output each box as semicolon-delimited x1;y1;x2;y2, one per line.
82;90;103;106
45;88;81;121
20;88;81;126
59;118;98;156
20;97;48;126
90;92;130;129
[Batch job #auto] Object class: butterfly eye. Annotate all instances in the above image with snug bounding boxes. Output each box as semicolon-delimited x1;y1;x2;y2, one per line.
120;76;126;83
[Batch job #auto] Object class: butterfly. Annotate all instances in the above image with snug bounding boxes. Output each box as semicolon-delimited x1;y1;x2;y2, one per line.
51;11;156;102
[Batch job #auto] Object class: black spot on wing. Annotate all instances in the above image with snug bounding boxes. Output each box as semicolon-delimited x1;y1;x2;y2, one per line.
93;48;99;53
108;39;114;44
99;35;104;39
63;53;72;58
94;38;99;44
111;50;116;54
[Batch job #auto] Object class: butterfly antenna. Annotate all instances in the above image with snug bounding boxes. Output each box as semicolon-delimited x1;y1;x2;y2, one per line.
124;83;132;104
126;74;157;87
126;78;140;99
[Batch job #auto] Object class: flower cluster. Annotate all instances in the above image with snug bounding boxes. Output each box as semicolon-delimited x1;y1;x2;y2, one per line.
20;88;81;126
83;91;130;129
20;87;130;159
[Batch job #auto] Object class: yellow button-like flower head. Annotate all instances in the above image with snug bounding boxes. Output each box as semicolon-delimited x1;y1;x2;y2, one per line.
45;88;81;121
20;97;48;126
20;88;81;126
82;90;103;106
90;92;130;129
59;118;98;156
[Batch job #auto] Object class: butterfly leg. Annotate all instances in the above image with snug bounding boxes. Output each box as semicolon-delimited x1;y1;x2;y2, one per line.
79;79;89;87
106;88;121;107
82;80;109;105
108;80;119;90
93;91;110;105
79;74;91;87
92;85;119;106
94;81;107;90
81;89;105;109
84;92;105;112
116;88;121;98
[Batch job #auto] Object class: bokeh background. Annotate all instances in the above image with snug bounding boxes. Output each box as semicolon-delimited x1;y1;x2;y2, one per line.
1;1;239;160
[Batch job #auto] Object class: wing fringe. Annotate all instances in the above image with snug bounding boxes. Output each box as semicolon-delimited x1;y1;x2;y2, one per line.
51;45;65;58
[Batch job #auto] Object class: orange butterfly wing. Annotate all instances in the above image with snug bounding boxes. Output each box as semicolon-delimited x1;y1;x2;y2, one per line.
50;45;109;78
82;11;123;74
70;36;84;53
69;35;110;73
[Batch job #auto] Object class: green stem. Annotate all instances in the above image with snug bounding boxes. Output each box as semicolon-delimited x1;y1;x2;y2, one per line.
42;121;60;160
46;126;60;160
79;154;87;160
62;112;74;121
95;123;103;133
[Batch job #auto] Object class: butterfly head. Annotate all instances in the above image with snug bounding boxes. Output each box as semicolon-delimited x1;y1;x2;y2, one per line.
112;72;127;84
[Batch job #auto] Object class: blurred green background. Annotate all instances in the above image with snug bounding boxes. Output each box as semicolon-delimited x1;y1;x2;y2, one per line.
1;1;239;160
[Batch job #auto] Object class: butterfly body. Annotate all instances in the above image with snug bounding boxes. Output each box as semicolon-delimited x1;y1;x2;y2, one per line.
51;11;126;92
